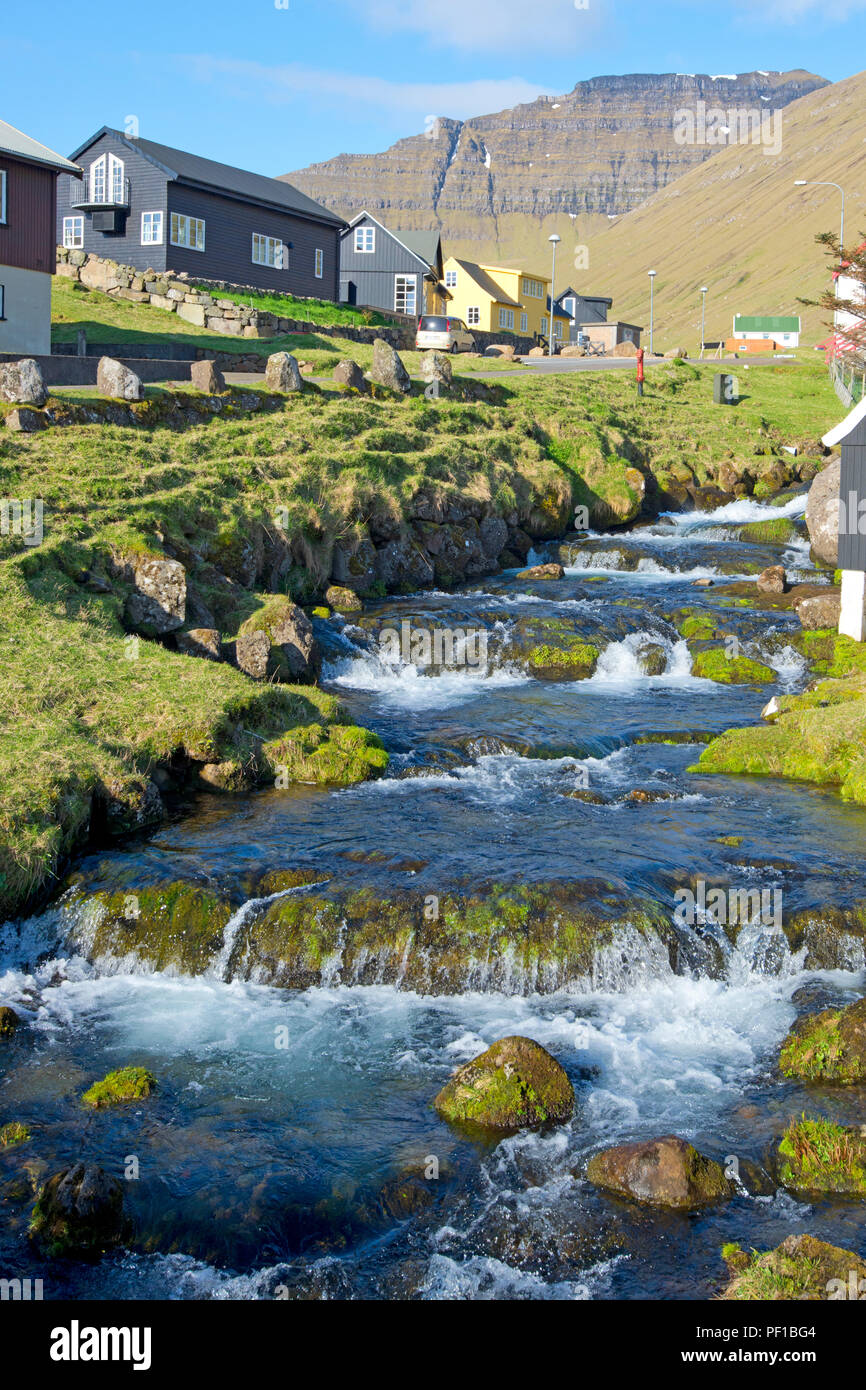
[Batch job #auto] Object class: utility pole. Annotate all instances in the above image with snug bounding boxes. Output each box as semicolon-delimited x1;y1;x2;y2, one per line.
548;234;561;358
648;270;657;356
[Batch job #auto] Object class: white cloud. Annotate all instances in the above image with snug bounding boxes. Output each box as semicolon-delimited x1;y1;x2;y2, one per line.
345;0;597;51
182;56;548;123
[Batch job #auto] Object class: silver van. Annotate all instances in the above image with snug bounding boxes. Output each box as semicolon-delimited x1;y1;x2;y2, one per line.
415;315;477;354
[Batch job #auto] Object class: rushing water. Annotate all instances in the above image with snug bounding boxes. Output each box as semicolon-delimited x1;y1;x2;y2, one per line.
2;493;865;1300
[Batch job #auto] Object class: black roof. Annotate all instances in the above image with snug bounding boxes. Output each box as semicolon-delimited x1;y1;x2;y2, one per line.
70;127;346;228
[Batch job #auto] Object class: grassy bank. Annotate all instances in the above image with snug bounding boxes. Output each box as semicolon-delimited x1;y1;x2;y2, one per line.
0;354;841;919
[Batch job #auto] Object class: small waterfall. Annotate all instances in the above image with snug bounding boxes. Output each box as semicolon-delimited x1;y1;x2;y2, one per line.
210;882;331;983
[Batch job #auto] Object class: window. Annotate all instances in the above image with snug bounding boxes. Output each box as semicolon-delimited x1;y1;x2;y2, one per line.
315;248;324;279
88;153;124;204
141;211;163;245
0;170;6;224
467;306;480;325
0;285;5;319
90;155;106;204
252;233;286;268
394;275;416;315
171;213;206;251
355;225;375;253
554;320;564;338
498;307;514;329
109;154;124;203
519;312;528;333
541;316;549;335
522;277;544;298
445;269;457;288
63;216;84;249
564;297;576;317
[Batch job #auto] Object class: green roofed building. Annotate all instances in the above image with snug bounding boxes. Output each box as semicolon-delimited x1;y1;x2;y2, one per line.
732;314;801;347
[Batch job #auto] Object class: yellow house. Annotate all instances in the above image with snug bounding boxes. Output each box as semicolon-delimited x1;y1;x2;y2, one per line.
442;257;569;341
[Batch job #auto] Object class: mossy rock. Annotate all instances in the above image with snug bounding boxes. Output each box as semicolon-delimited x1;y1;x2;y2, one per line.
586;1135;733;1210
65;883;232;975
433;1035;574;1132
0;1006;20;1039
673;609;722;643
691;647;775;685
526;640;599;681
0;1121;30;1148
738;517;799;545
82;1066;157;1108
325;585;363;613
30;1163;126;1259
777;1115;866;1197
721;1233;866;1300
779;996;866;1084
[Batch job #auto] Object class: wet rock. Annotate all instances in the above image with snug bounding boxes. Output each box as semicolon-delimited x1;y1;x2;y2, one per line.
368;339;410;393
777;1115;866;1197
626;788;678;804
333;359;368;393
636;641;667;676
794;591;841;630
690;648;775;684
586;1135;733;1209
757;565;787;594
176;627;222;661
805;458;840;566
0;357;47;406
693;577;714;587
517;563;564;581
433;1035;574;1132
721;1233;866;1301
525;638;599;681
264;352;303;392
30;1163;126;1259
779;995;866;1083
190;359;226;393
0;1006;21;1038
82;1065;157;1108
97;356;144;402
122;555;187;635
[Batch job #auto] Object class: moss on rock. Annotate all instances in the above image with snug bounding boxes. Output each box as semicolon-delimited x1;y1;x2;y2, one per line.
778;1115;866;1198
721;1234;866;1300
433;1035;574;1132
0;1121;30;1148
586;1135;732;1209
0;1006;20;1038
691;647;775;685
779;996;866;1084
82;1065;157;1108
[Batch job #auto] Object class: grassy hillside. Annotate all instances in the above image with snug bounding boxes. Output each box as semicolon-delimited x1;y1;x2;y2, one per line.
576;70;866;349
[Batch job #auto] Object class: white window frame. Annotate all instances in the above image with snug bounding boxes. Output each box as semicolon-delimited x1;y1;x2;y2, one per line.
171;212;206;252
445;269;457;288
563;297;576;318
498;307;514;330
541;315;549;335
0;284;5;319
394;274;417;316
315;247;324;279
467;306;480;325
519;312;528;333
109;154;124;203
90;154;106;204
0;170;6;225
354;225;375;253
141;211;163;246
63;216;84;249
554;320;564;339
522;277;544;299
251;233;287;269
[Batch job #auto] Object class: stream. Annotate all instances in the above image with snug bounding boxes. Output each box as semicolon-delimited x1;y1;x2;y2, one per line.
2;492;865;1301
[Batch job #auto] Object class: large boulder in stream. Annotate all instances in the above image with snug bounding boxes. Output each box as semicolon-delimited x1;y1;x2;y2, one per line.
779;996;866;1083
30;1163;126;1259
805;457;840;566
0;1006;21;1038
586;1135;733;1210
433;1035;574;1132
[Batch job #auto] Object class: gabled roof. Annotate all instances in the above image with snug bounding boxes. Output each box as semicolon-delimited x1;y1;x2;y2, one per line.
733;314;800;333
823;396;866;448
0;118;80;174
449;259;522;308
69;127;345;227
553;286;613;309
343;211;442;272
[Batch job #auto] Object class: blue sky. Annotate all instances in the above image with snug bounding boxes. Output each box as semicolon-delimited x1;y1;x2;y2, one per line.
4;0;864;175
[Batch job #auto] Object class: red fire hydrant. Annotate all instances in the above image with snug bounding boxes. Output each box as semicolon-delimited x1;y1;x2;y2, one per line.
636;346;645;398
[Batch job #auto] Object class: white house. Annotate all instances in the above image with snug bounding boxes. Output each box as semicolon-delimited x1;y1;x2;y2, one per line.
731;314;801;348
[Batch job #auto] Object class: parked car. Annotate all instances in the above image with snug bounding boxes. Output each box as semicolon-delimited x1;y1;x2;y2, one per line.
415;315;476;354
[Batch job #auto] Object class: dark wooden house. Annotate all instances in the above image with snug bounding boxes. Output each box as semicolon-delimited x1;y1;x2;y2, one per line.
57;128;346;299
339;212;449;316
0;117;81;354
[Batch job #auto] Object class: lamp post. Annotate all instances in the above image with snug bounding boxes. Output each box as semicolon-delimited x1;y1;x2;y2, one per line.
648;270;657;356
700;286;708;357
548;234;561;357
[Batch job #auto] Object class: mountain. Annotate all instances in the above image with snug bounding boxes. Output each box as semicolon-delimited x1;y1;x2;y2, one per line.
578;69;866;349
281;71;828;267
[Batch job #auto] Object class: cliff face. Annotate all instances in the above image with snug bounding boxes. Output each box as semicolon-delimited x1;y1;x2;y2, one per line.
282;71;828;260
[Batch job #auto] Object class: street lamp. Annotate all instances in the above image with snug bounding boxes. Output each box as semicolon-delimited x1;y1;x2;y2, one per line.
700;286;708;357
548;234;561;357
648;270;657;355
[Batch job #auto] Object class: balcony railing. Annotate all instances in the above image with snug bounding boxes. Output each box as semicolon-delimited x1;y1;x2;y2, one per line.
69;176;130;210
